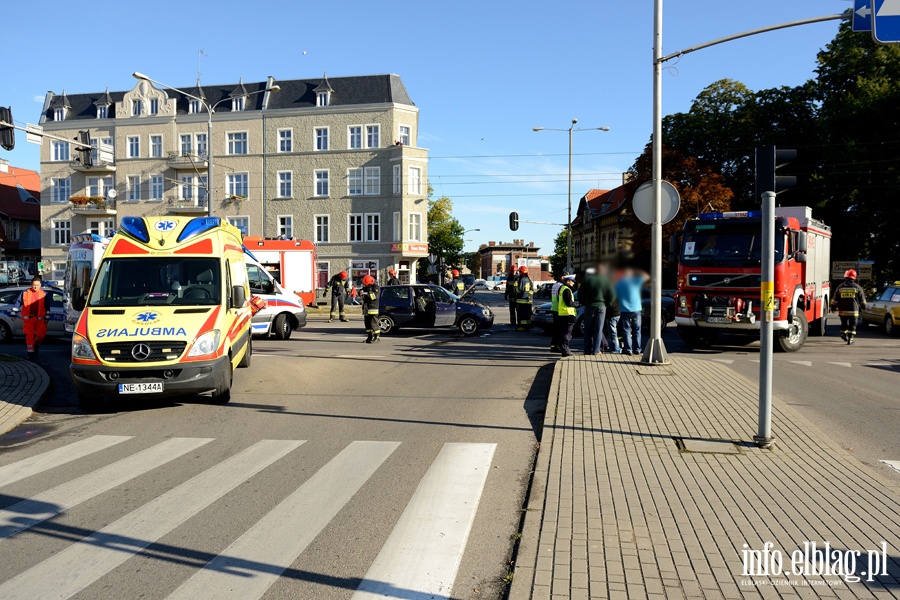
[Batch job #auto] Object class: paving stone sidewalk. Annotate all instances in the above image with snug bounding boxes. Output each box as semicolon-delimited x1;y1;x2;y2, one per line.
511;354;900;600
0;354;49;435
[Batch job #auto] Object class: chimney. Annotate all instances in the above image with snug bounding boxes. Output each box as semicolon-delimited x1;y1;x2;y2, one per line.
529;242;535;248
488;241;495;247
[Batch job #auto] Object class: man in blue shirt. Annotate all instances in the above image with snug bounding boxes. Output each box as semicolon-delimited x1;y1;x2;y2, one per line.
615;268;649;355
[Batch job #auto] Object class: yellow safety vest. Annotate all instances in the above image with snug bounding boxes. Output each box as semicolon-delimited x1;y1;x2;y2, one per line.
557;286;576;317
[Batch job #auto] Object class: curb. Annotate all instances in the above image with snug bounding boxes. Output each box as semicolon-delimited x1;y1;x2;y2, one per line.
0;354;51;436
508;358;563;600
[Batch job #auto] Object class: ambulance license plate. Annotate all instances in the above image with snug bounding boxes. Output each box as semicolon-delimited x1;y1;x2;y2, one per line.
706;316;729;324
118;382;164;394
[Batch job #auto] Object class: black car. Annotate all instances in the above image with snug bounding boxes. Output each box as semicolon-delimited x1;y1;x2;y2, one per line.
377;284;494;335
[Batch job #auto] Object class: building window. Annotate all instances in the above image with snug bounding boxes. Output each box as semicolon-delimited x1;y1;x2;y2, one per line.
232;97;244;112
278;171;293;198
180;134;192;156
132;100;142;116
51;141;69;162
408;213;422;242
195;133;207;158
149;98;159;115
54;108;65;121
51;177;71;203
315;215;329;243
399;125;411;146
189;99;201;114
6;221;19;240
315;127;329;151
150;135;163;158
364;167;380;195
407;166;422;195
88;176;113;198
150;174;164;200
366;125;380;148
97;105;108;119
99;137;113;162
348;168;363;196
52;220;71;246
278;215;293;238
127;136;140;158
317;92;329;107
127;175;141;201
348;214;363;242
227;216;249;236
180;175;194;200
365;213;380;242
227;132;248;155
393;212;401;242
226;173;249;198
88;219;114;237
198;175;208;204
278;129;292;153
348;126;362;149
315;170;329;197
393;165;402;194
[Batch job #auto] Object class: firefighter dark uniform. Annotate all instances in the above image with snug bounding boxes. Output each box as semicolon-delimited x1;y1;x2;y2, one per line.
325;271;350;322
556;277;577;357
386;269;401;286
13;281;49;359
445;269;465;296
505;270;519;326
361;275;380;343
831;270;866;344
516;266;534;331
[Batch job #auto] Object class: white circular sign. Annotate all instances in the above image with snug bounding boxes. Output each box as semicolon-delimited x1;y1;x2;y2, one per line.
106;188;118;199
155;220;177;232
632;180;681;225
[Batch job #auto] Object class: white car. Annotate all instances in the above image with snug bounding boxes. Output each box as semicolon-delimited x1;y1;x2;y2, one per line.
472;279;493;290
495;280;507;292
0;285;67;343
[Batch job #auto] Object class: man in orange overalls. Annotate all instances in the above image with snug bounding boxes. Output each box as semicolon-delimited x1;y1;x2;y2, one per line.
13;277;49;360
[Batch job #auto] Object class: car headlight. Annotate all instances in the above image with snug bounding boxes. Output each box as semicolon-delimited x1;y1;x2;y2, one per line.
188;330;221;357
482;309;491;316
72;333;97;360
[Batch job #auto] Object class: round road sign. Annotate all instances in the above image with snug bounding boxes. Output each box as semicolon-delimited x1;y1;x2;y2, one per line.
632;180;681;225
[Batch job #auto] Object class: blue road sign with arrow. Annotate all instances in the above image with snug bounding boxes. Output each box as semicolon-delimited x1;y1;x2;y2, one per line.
854;0;873;32
873;0;900;43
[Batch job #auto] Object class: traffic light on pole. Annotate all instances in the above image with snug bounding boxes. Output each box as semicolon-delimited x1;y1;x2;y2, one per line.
0;107;14;151
754;145;797;201
77;131;92;167
509;211;519;231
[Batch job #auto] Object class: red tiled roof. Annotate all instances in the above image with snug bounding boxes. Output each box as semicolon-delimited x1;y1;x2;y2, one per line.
585;186;629;216
0;166;40;221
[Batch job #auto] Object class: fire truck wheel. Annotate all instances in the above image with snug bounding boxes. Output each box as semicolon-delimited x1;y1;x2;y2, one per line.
776;309;807;352
811;316;826;337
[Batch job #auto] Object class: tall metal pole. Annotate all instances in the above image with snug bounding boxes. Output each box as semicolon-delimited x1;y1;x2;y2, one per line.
566;123;574;273
755;191;776;448
642;0;669;365
207;112;214;217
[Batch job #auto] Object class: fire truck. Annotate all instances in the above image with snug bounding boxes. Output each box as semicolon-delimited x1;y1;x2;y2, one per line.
673;206;831;352
241;237;317;306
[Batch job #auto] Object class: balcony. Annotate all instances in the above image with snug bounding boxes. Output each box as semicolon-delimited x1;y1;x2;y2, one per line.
166;195;208;215
167;152;209;171
69;196;117;215
69;159;116;173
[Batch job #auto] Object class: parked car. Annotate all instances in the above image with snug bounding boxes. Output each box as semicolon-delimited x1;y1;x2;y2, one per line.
473;279;493;291
495;280;507;292
0;285;67;343
533;282;554;300
377;284;494;335
861;283;900;336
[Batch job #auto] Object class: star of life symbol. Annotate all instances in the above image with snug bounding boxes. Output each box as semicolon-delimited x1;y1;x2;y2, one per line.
135;311;158;323
155;220;176;232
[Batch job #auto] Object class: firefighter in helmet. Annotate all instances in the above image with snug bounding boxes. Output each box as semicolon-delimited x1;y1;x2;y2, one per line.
445;269;465;296
386;269;401;286
361;274;380;343
12;277;50;360
324;271;351;322
516;265;534;331
505;267;520;326
831;269;866;344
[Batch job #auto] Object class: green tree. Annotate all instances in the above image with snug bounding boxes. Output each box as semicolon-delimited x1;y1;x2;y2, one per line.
549;229;568;278
465;252;481;278
420;192;465;280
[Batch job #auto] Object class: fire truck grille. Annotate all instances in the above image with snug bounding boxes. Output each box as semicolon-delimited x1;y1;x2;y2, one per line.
686;274;761;288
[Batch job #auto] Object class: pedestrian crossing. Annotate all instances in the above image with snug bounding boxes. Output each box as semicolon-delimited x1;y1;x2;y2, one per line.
695;357;898;370
0;436;497;600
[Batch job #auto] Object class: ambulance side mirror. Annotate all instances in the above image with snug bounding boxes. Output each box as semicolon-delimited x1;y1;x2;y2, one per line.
72;288;86;312
230;285;246;309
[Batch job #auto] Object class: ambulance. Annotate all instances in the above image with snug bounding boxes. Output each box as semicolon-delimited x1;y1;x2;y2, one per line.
243;248;308;339
69;216;252;405
64;232;112;333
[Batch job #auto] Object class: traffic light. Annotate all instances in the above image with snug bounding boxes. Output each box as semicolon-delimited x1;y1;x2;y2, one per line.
754;145;797;200
509;211;519;231
77;131;92;167
0;107;14;151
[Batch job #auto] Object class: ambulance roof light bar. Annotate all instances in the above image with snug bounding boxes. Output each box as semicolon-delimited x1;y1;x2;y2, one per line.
177;217;222;243
118;217;151;243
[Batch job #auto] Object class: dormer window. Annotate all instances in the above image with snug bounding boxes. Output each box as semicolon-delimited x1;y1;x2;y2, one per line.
232;97;244;112
317;92;329;107
149;99;159;115
54;108;65;121
132;100;142;116
97;105;108;119
189;99;201;114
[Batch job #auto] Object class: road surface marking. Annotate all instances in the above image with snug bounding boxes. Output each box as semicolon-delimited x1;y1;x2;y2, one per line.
710;359;734;364
352;442;496;600
168;441;400;600
0;435;132;488
0;438;213;540
0;439;304;600
789;361;812;367
827;362;853;368
881;460;900;475
750;359;760;363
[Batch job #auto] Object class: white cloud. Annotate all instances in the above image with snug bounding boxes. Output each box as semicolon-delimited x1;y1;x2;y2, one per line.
33;95;45;103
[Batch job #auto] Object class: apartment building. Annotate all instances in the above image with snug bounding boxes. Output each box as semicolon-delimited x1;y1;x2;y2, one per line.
37;73;429;286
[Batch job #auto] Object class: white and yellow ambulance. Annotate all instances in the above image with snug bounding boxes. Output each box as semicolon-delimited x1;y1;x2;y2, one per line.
69;216;252;405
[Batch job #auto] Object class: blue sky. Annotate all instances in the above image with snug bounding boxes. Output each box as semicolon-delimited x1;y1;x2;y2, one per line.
2;1;851;254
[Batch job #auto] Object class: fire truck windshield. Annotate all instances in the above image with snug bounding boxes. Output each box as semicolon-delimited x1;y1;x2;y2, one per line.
681;224;784;267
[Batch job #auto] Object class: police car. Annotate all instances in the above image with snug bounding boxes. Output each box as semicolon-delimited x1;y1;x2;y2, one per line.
861;283;900;336
0;285;67;343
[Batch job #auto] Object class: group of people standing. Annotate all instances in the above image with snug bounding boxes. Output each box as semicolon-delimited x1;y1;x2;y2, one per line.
323;269;400;343
504;266;536;331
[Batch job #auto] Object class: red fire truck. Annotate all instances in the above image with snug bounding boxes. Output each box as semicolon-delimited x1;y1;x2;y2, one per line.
242;237;317;306
673;206;831;352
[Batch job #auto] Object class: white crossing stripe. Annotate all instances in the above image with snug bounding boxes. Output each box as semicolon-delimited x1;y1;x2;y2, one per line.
881;460;900;475
0;439;304;600
710;359;734;364
789;361;812;367
352;443;496;600
827;362;853;368
168;441;400;600
0;435;132;488
0;437;213;540
750;359;760;363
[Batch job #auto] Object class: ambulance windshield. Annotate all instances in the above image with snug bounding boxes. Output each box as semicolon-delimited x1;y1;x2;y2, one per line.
88;257;221;306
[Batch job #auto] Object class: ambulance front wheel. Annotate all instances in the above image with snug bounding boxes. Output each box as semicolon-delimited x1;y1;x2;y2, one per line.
211;358;232;404
273;314;292;340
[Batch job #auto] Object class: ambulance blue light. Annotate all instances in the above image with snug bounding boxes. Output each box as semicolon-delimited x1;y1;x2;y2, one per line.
177;217;222;243
242;246;259;262
118;217;150;243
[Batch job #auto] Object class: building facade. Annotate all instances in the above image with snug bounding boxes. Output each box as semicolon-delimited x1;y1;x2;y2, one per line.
478;240;551;281
0;161;41;281
570;185;636;272
37;73;429;287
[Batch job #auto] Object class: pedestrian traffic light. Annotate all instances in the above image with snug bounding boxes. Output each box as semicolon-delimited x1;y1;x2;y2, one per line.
0;107;14;151
509;211;519;231
754;145;797;200
77;131;92;167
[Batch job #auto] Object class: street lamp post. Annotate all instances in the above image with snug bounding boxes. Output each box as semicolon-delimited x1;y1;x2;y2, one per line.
132;72;279;217
533;122;610;273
